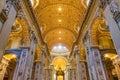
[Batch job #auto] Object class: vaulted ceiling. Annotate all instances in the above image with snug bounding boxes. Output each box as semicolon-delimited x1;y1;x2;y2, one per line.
33;0;89;52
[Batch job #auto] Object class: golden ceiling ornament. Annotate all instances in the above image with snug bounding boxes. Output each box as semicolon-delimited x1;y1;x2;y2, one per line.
34;0;88;52
44;28;75;50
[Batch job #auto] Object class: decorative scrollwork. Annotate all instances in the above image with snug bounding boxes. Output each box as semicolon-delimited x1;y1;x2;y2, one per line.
2;0;13;16
110;1;119;16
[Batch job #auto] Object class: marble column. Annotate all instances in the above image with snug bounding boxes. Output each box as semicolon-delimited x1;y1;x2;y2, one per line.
50;65;55;80
44;58;50;80
0;57;9;80
75;48;79;80
24;37;37;80
87;47;107;80
65;65;70;80
104;3;120;57
42;50;46;80
49;69;52;80
34;52;45;80
0;1;17;60
34;61;43;80
113;58;120;80
67;68;71;80
44;68;52;80
79;61;87;80
75;46;88;80
13;47;29;80
69;68;76;80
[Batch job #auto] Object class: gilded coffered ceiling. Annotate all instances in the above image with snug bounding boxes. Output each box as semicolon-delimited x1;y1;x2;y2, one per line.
33;0;88;51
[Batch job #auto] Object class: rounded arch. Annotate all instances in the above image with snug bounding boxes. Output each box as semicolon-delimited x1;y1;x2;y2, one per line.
44;28;75;50
3;53;18;60
0;53;18;80
52;57;68;70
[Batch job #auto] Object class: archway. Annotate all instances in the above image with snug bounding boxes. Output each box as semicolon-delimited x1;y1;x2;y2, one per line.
52;57;68;80
0;53;18;80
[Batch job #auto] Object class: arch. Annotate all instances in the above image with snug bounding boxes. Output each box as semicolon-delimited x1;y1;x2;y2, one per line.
44;28;75;50
0;53;18;80
52;57;68;70
3;53;18;60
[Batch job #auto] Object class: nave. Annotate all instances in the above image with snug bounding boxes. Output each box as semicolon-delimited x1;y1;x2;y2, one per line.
0;0;120;80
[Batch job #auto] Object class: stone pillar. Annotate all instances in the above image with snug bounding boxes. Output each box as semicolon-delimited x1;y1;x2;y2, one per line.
104;3;120;57
65;65;70;80
42;50;46;80
0;1;17;60
44;68;52;80
34;61;43;80
75;47;88;80
50;65;55;80
69;68;76;80
13;47;29;80
49;69;52;80
0;57;9;80
13;31;37;80
24;37;37;80
79;61;87;80
113;58;120;80
44;58;50;80
34;52;45;80
87;47;107;80
75;48;79;80
67;68;71;80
